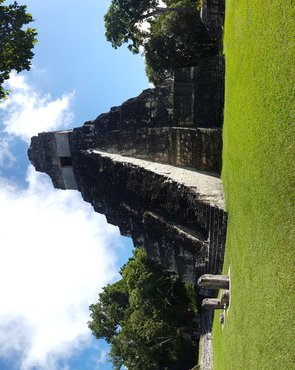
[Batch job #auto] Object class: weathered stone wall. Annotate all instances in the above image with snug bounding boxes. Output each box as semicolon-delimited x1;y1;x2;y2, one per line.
200;0;225;39
69;150;227;282
170;127;221;172
68;56;225;174
70;126;222;173
28;132;65;189
28;131;77;190
174;56;225;128
90;82;174;133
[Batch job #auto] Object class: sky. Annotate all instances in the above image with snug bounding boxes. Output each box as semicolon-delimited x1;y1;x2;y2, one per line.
0;1;149;369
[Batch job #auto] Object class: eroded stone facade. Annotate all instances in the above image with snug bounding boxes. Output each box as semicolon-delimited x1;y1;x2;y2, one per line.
200;0;225;40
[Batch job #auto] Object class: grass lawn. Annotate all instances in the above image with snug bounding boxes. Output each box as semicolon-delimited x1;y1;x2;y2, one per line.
212;1;295;369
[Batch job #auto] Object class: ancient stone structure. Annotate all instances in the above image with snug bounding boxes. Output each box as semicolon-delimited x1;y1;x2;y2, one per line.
198;273;230;370
202;298;225;310
28;55;227;284
200;0;225;39
197;274;230;290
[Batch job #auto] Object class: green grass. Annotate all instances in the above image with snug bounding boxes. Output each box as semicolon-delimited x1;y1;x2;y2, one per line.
213;1;295;369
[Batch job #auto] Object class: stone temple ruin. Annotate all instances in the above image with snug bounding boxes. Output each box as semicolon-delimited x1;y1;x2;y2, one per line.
28;55;227;285
28;3;227;369
28;0;227;288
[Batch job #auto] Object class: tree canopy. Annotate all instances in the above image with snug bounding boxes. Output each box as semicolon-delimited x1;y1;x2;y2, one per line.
104;0;198;53
145;11;218;85
88;249;199;370
0;0;37;99
104;0;218;85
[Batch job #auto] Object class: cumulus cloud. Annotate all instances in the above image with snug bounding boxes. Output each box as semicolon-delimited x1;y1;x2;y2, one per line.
0;73;74;142
0;72;128;370
0;168;121;370
0;136;15;168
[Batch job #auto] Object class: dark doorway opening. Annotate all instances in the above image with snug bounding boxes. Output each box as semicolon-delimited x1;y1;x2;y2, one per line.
59;156;72;167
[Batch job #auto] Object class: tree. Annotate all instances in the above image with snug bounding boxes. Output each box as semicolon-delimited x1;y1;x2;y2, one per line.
104;0;198;53
145;11;218;85
0;0;37;99
104;0;219;85
88;249;199;370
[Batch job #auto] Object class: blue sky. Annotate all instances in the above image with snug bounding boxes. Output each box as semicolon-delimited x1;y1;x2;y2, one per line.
0;1;149;369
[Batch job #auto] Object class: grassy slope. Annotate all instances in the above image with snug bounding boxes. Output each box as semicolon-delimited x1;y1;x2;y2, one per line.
213;1;295;369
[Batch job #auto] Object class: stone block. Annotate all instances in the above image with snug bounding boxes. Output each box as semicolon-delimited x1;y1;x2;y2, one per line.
197;274;230;290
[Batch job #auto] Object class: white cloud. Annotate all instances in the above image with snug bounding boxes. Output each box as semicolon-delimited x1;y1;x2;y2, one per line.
0;73;74;142
0;167;122;370
0;71;130;370
0;136;15;168
89;345;109;370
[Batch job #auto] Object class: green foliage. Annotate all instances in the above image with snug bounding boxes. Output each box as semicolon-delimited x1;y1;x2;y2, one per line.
104;0;158;53
104;0;199;53
213;1;295;369
0;0;37;99
145;11;217;85
104;0;217;85
88;279;129;343
89;249;199;369
165;0;200;9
